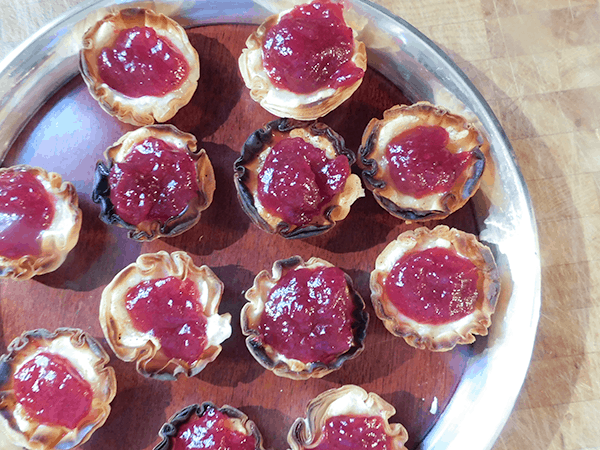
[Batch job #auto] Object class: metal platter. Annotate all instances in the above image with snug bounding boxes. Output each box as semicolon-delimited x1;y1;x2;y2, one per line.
0;1;541;449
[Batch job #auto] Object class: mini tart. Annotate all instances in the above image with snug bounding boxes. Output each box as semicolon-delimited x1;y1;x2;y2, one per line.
370;225;500;351
238;1;367;120
241;256;368;380
153;402;265;450
0;165;82;280
288;385;408;450
234;118;364;239
0;328;116;450
80;7;199;126
99;250;232;380
92;124;215;242
358;102;488;222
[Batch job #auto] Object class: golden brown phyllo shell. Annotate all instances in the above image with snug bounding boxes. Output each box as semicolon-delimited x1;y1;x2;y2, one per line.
0;165;81;280
0;328;116;450
358;102;488;222
288;385;409;450
238;3;367;120
92;124;215;242
153;402;265;450
241;255;368;380
80;7;199;126
99;251;232;380
370;225;500;351
234;118;364;239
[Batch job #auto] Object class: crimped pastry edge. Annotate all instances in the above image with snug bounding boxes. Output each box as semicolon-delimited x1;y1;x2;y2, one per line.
358;101;488;222
238;3;367;120
99;250;232;380
79;7;200;126
0;165;82;280
241;256;368;380
288;384;409;450
0;328;116;450
92;124;215;242
370;225;500;351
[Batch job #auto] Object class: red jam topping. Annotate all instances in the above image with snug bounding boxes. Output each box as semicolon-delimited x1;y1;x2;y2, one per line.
13;351;93;429
386;125;473;198
262;1;364;94
313;415;392;450
126;276;208;364
0;169;55;259
384;247;480;325
258;266;354;363
109;137;198;226
257;137;349;226
172;407;256;450
98;26;189;98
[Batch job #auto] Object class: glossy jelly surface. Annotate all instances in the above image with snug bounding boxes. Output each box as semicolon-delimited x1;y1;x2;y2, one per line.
386;125;473;198
257;137;349;226
98;26;189;98
126;276;208;364
172;407;256;450
384;247;480;325
262;1;364;94
312;415;392;450
109;137;198;226
13;351;93;429
258;266;354;363
0;169;55;259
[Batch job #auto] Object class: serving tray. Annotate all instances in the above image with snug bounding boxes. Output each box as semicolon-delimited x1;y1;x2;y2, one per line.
0;1;541;450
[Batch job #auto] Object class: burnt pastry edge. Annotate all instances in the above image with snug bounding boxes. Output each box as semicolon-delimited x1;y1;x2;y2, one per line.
0;165;82;280
0;328;116;450
153;402;265;450
358;102;487;222
370;225;501;351
241;256;369;380
288;384;409;450
92;124;215;242
99;251;232;380
233;118;363;239
238;4;367;120
79;7;200;126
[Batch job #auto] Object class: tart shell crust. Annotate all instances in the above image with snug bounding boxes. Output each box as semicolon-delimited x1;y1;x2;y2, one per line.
288;384;409;450
0;165;82;281
80;7;200;126
359;102;488;222
241;256;368;380
92;124;216;242
238;6;367;120
153;402;265;450
0;328;116;450
99;250;232;380
370;225;500;351
234;118;364;239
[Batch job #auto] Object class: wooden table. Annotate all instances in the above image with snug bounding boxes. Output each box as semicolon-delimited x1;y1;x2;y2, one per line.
1;0;598;449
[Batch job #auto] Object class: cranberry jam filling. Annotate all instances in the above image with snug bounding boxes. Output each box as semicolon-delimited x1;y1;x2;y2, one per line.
125;276;208;364
262;0;364;94
98;26;189;98
384;247;480;325
13;351;93;429
258;266;354;364
0;170;55;259
109;137;198;226
386;125;473;198
312;415;392;450
172;407;256;450
257;137;349;226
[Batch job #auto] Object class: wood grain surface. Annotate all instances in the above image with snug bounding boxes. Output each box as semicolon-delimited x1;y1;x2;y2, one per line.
1;1;599;450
